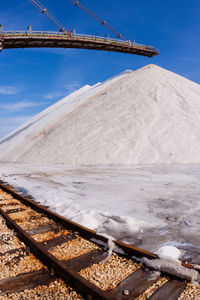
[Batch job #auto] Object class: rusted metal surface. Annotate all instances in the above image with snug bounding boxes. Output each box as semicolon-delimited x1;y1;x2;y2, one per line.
0;180;157;260
39;234;77;250
26;224;59;235
0;269;56;295
0;202;19;208
0;207;110;300
110;268;160;299
0;32;159;57
0;247;26;257
148;280;186;300
6;208;26;214
65;249;107;272
0;180;196;299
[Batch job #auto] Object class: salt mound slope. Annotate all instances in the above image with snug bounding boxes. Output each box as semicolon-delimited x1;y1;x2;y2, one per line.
1;64;200;164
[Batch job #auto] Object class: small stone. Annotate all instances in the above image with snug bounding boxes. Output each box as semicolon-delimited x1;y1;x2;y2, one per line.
50;268;55;275
124;289;129;296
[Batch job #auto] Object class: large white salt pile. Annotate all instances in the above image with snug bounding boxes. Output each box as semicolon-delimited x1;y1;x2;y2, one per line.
1;64;200;164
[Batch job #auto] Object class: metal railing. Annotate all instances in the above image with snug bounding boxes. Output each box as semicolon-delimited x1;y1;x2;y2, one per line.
2;30;157;52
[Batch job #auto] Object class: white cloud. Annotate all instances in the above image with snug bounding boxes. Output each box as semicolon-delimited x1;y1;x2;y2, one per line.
44;82;82;100
44;91;65;100
0;101;48;111
1;115;34;126
0;115;35;139
0;86;19;95
64;82;82;94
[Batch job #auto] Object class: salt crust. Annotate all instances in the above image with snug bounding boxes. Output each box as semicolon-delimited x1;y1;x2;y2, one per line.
1;188;200;297
143;257;199;282
1;64;200;255
156;245;182;261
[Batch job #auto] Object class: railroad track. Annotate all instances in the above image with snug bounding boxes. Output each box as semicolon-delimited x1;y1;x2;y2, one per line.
0;180;199;299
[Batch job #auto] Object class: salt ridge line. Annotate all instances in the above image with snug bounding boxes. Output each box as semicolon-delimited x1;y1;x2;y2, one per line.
0;69;131;161
0;181;199;299
1;64;200;164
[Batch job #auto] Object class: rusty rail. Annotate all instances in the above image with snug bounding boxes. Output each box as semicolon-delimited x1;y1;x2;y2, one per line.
0;181;189;299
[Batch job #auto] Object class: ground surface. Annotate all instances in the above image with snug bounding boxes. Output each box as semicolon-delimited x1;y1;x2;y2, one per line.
0;162;200;263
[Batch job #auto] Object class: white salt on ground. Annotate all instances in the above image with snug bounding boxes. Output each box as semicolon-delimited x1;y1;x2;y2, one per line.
1;65;200;259
143;257;199;282
156;245;182;261
1;163;200;256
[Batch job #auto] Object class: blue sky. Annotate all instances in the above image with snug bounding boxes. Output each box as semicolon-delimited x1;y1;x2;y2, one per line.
0;0;200;139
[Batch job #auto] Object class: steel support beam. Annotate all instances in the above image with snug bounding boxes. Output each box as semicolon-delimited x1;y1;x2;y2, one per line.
0;32;159;57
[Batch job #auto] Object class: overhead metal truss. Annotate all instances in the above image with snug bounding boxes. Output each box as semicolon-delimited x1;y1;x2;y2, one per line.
0;31;159;57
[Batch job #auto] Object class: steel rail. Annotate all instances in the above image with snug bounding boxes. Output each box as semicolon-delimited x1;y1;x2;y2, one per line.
0;181;159;299
0;181;190;299
0;209;110;299
0;180;157;259
0;31;159;57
